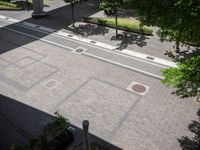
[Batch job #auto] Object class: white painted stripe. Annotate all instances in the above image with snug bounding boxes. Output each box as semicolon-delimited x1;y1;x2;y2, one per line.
53;33;169;69
0;15;7;19
0;17;168;69
0;14;175;68
0;25;74;51
0;23;164;80
84;52;164;80
122;49;176;67
0;16;55;33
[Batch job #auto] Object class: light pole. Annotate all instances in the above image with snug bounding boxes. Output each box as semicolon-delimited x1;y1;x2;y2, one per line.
82;120;90;150
32;0;46;18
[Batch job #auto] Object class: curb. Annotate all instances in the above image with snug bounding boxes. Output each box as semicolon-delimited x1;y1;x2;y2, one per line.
0;14;176;68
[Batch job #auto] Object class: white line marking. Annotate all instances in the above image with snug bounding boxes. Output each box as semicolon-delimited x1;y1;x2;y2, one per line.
84;52;164;80
0;15;175;68
53;33;169;69
0;25;74;51
0;21;164;79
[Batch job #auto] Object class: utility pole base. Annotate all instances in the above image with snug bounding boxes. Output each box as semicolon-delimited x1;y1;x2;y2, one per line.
32;12;47;18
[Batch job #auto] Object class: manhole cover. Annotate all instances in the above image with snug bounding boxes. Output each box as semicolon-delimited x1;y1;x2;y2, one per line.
90;40;96;44
75;48;84;53
132;84;146;93
46;80;56;87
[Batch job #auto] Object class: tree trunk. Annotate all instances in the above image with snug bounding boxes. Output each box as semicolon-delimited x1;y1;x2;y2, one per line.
71;3;75;28
26;0;29;7
175;41;180;53
115;8;118;37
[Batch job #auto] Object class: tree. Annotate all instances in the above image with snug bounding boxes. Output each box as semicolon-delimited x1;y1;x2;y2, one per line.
100;0;123;37
129;0;200;52
161;52;200;98
64;0;80;28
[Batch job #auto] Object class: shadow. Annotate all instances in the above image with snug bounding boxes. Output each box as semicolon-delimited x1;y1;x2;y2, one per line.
111;31;148;50
0;0;100;55
71;23;109;37
23;0;100;30
178;109;200;150
165;48;200;62
0;94;122;150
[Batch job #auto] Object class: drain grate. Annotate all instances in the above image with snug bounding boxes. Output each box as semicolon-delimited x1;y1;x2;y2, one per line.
127;81;150;95
146;56;155;60
90;41;96;44
68;34;73;37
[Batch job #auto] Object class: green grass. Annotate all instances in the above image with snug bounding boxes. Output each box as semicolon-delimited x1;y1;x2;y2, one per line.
83;17;153;35
28;0;49;5
0;1;19;9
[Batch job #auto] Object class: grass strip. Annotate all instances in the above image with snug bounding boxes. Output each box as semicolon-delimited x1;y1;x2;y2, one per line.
0;1;21;10
83;16;153;35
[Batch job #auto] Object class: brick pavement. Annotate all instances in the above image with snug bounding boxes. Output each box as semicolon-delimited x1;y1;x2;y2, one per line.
0;25;199;150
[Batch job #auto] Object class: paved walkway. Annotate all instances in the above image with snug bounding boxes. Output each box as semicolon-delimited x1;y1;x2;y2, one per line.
0;0;177;60
0;15;199;150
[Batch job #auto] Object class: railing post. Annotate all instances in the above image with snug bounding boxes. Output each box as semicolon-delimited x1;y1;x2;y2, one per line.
82;120;90;150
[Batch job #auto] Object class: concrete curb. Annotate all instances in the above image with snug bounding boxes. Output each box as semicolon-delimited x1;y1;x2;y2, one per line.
0;14;176;68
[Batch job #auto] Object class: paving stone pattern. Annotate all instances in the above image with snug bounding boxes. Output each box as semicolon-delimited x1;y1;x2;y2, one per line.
0;27;199;150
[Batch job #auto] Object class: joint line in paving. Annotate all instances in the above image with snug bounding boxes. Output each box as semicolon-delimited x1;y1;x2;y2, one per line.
83;52;163;80
109;96;142;140
50;77;94;113
0;25;74;51
92;77;141;97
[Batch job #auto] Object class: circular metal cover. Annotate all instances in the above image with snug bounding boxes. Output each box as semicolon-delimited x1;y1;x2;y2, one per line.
132;84;146;93
75;48;84;53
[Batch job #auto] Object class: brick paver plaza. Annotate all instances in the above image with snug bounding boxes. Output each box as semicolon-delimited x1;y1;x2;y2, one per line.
0;22;199;150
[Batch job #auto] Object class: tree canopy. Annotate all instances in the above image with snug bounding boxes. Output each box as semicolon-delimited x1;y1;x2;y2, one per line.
130;0;200;48
99;0;123;15
161;52;200;98
100;0;124;36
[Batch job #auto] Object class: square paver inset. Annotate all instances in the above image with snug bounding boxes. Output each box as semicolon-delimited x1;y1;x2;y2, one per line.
0;61;58;91
15;57;37;67
0;58;10;70
57;78;139;141
0;48;45;63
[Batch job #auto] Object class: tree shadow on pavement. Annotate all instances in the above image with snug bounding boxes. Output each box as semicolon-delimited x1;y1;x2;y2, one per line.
24;0;100;30
178;109;200;150
70;23;109;37
0;94;122;150
111;32;148;50
0;0;101;55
